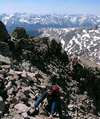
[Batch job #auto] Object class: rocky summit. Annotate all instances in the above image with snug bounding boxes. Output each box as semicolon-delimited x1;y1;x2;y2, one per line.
0;21;100;119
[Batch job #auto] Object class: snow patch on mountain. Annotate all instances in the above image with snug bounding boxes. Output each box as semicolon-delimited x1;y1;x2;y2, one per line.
61;39;65;48
41;28;100;64
19;17;29;23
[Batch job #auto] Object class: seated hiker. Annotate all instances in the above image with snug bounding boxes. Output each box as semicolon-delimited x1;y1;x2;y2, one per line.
30;84;63;118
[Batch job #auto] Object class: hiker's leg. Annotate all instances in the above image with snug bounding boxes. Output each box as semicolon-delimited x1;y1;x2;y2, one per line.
50;99;57;115
57;98;63;118
27;95;41;116
34;95;42;109
34;91;48;109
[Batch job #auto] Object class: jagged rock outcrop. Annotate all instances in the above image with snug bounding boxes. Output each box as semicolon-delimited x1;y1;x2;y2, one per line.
11;27;29;40
0;21;11;64
0;21;10;42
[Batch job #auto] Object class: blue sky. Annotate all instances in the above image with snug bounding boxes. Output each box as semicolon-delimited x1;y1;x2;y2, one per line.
0;0;99;15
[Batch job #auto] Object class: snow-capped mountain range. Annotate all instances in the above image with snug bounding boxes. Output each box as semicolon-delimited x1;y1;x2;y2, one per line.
0;13;100;35
41;28;100;65
1;13;100;65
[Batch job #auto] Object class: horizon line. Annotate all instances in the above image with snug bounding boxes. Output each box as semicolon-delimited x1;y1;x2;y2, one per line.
0;12;99;16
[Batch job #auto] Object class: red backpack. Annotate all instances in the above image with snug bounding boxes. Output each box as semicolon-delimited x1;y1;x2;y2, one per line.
51;85;60;94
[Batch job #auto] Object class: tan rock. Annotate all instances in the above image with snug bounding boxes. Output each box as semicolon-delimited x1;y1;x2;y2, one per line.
14;103;29;114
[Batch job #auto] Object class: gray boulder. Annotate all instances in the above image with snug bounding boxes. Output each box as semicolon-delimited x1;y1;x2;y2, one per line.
14;103;29;114
0;54;11;64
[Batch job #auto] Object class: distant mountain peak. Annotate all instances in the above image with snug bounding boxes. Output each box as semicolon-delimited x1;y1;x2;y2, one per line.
0;13;100;33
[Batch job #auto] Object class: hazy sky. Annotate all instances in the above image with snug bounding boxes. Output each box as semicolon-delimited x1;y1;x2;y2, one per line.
0;0;99;15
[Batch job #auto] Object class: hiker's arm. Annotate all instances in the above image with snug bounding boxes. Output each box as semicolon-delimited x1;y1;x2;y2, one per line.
40;91;48;102
34;91;48;108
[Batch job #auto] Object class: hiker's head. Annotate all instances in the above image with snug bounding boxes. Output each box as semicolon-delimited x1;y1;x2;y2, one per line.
50;84;60;94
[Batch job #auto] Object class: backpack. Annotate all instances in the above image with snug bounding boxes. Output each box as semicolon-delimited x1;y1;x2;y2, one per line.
51;85;60;94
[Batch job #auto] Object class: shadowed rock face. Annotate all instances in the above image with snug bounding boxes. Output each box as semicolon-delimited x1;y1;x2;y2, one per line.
11;27;29;40
0;21;10;42
0;21;11;63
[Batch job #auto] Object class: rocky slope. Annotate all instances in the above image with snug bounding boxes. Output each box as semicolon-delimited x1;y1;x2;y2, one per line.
0;21;100;119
